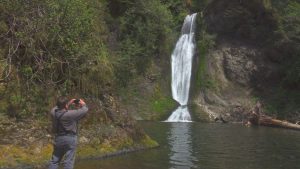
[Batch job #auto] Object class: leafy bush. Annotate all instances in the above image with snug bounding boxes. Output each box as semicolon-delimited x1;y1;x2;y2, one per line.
0;0;188;118
112;0;174;85
0;0;113;117
277;1;300;89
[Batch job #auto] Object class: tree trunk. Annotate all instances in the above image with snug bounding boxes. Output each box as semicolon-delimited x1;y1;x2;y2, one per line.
258;116;300;130
247;101;300;130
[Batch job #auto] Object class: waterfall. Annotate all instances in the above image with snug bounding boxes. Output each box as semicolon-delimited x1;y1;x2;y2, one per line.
166;13;197;122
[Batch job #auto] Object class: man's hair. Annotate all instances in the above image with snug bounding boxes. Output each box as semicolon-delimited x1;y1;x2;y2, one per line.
56;96;69;109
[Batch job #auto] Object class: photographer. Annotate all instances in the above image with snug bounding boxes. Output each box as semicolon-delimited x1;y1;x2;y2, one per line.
48;96;88;169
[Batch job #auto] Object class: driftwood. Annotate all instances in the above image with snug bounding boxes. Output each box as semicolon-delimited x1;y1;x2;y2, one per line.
247;101;300;131
259;116;300;130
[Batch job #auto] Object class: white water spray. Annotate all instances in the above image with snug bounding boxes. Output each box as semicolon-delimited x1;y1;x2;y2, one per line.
166;13;197;122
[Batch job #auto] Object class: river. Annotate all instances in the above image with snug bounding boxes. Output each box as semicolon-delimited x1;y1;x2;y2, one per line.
75;122;300;169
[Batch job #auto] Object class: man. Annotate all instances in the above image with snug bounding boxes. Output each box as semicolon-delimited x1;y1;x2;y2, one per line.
48;96;88;169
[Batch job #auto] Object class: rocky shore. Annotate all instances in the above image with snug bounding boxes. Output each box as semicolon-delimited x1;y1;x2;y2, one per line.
0;95;158;169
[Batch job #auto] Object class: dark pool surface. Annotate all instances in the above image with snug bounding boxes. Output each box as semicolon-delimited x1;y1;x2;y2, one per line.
75;122;300;169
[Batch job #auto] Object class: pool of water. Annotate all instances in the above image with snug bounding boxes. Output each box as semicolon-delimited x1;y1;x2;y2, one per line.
75;122;300;169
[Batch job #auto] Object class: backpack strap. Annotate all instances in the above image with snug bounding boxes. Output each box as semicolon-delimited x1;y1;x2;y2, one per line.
54;109;67;135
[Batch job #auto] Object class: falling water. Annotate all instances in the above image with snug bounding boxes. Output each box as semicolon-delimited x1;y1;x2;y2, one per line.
166;13;197;122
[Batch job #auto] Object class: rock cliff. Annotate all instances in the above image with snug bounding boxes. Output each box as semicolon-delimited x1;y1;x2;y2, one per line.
192;0;300;122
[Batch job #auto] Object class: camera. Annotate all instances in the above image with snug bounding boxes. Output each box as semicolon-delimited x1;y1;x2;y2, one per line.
73;99;80;105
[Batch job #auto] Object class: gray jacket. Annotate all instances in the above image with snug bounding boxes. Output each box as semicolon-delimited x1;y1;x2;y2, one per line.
50;105;88;135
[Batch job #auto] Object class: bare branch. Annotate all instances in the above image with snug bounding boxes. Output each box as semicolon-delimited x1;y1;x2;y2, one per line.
0;37;20;82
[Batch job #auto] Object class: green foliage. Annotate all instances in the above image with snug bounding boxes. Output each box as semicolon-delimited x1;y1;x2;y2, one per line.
151;97;175;116
150;85;176;120
0;0;114;117
276;1;300;88
250;0;299;115
284;1;300;17
161;0;189;31
283;54;300;88
261;87;300;119
263;0;272;9
45;0;94;68
20;66;33;78
114;39;143;86
0;0;189;118
195;16;216;90
190;0;212;12
112;0;174;86
264;103;278;116
281;1;300;41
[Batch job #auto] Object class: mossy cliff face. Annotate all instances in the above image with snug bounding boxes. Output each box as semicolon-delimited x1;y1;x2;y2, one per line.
0;95;158;169
118;60;177;121
192;0;300;122
0;134;157;169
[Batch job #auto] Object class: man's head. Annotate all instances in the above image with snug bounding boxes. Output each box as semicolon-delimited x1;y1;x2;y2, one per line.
56;96;69;109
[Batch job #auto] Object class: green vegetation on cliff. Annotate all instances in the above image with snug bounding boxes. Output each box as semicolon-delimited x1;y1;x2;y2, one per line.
0;0;297;121
1;0;299;167
194;15;216;91
0;0;192;120
0;0;188;167
192;0;299;120
0;0;112;118
265;0;300;117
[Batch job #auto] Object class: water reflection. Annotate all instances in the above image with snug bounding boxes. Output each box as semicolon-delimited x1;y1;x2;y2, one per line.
168;123;196;169
75;122;300;169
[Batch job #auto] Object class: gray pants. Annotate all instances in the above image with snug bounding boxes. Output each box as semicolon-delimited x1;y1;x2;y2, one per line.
48;135;77;169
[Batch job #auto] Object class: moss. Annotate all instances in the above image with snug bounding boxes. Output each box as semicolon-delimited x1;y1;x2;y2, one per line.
115;137;134;149
150;97;176;119
77;144;109;158
0;134;157;168
190;103;211;122
149;85;177;120
77;132;157;159
195;37;217;92
0;144;52;168
194;15;216;92
195;42;207;89
0;99;8;114
139;135;159;148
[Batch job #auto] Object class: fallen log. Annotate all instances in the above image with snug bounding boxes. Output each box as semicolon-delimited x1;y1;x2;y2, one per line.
247;101;300;130
258;115;300;130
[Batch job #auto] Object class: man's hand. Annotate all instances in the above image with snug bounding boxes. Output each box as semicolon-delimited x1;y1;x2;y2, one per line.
67;99;76;107
79;99;86;107
66;99;76;109
66;98;86;109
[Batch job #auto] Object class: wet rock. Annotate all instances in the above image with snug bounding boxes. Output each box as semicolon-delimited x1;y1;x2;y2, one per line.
222;47;260;86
